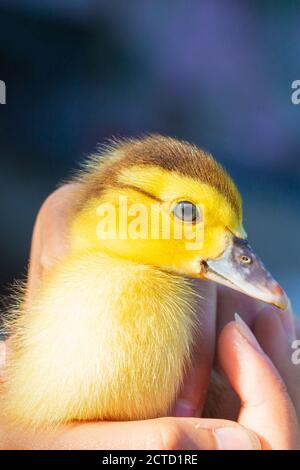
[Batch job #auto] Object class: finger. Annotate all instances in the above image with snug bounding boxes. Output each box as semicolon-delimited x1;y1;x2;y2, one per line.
253;304;300;421
2;417;260;450
173;281;217;417
205;285;265;421
211;285;282;421
219;315;300;449
26;183;81;304
216;286;264;338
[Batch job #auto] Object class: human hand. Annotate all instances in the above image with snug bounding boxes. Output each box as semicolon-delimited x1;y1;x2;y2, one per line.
0;185;299;449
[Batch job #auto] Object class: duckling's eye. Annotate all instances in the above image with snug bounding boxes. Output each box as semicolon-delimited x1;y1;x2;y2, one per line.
240;255;252;265
172;201;201;223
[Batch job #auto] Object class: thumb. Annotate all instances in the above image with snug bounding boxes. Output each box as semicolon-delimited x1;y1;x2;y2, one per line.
1;416;261;450
218;313;300;450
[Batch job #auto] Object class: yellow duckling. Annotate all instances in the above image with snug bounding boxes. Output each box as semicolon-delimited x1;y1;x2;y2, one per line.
1;135;287;429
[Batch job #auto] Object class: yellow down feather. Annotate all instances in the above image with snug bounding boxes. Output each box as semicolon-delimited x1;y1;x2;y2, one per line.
1;135;243;429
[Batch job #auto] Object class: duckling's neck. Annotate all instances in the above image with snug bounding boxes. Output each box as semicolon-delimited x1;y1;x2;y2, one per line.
4;250;200;426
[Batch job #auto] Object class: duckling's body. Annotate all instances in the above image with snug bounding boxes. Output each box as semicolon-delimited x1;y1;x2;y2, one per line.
1;135;286;429
3;252;199;427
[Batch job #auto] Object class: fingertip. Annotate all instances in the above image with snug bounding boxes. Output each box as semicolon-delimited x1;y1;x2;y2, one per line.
26;184;81;304
255;301;296;342
217;319;237;352
213;425;261;450
156;417;260;450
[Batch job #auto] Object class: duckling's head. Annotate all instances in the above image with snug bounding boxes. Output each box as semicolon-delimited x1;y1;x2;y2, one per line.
71;135;287;309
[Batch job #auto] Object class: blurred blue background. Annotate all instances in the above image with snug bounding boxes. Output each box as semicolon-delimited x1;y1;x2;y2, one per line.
0;1;299;311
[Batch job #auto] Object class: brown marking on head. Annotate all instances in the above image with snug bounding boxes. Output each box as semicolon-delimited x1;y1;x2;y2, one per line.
76;135;241;217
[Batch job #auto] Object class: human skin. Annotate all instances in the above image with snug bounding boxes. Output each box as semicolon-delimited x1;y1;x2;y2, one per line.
0;184;299;450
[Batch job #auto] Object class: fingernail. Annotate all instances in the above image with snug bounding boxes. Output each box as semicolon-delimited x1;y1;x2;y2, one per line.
173;399;196;417
214;426;260;450
0;341;6;368
234;313;263;353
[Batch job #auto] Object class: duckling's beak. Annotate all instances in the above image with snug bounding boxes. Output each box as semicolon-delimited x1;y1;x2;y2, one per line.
200;237;288;310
